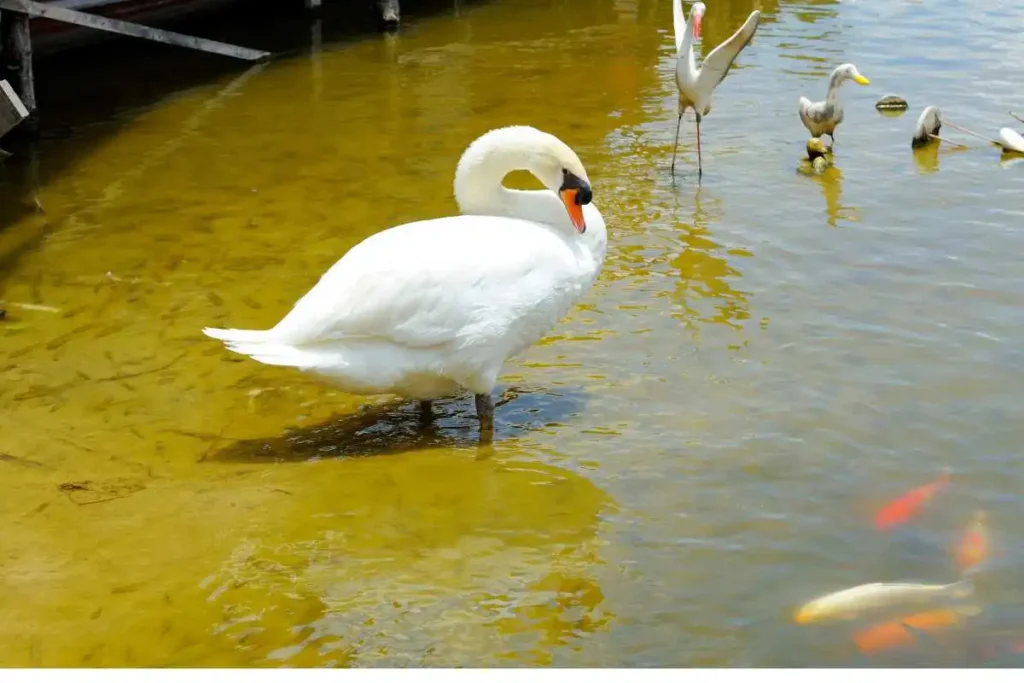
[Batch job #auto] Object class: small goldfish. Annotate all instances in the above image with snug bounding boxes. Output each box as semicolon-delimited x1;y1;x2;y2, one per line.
874;469;952;531
794;579;973;624
954;510;989;573
853;606;979;654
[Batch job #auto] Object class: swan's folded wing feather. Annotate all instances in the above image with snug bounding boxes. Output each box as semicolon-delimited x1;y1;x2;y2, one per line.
697;10;760;90
268;216;579;349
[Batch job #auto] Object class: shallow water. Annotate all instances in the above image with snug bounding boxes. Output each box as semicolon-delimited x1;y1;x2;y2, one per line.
2;0;1024;667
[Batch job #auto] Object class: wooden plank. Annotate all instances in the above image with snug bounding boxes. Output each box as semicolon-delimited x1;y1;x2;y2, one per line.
0;0;270;61
52;0;138;9
2;10;37;115
0;79;29;136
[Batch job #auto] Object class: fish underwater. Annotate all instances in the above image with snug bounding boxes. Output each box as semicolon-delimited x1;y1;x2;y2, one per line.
874;470;952;531
794;579;974;624
954;510;990;574
853;606;980;654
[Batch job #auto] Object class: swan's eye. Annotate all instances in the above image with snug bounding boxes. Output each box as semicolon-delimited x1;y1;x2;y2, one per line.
559;169;592;206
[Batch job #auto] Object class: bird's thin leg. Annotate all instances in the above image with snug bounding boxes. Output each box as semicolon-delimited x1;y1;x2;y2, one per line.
418;400;433;424
695;113;703;179
475;393;494;443
671;111;683;176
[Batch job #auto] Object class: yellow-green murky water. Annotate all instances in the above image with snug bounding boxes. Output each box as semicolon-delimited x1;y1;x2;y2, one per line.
2;0;1024;667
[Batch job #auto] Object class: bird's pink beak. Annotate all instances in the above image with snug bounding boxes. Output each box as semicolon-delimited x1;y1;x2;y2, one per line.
693;15;702;38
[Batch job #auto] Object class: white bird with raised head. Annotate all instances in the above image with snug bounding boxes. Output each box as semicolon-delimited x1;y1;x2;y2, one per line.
671;0;761;177
798;63;871;144
203;126;607;442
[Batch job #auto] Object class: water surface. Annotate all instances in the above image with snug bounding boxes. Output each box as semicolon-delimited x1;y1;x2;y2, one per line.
2;0;1023;667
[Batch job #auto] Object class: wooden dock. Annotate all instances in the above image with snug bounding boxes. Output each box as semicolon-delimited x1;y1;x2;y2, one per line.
0;0;404;137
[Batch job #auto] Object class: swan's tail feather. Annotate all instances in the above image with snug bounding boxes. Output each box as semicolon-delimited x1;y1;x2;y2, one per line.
203;327;336;370
202;326;271;344
223;342;324;369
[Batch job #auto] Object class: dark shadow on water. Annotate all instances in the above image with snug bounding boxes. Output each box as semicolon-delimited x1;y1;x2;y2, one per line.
0;0;490;249
205;384;588;463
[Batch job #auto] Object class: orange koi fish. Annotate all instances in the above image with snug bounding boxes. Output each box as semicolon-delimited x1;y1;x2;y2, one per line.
874;470;951;531
853;607;975;654
954;510;989;573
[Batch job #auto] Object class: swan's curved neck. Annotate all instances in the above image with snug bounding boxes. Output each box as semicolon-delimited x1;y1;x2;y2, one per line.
453;131;555;222
454;147;518;216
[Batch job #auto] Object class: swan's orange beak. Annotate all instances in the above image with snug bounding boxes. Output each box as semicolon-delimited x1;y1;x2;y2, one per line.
693;15;702;38
560;189;586;234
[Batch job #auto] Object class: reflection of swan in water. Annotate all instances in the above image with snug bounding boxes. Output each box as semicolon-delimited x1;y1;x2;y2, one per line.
203;385;590;463
204;126;607;442
188;451;615;666
669;187;752;333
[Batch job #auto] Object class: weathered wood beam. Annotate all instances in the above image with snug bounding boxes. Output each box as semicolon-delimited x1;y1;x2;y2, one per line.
1;7;36;124
0;0;270;61
51;0;144;9
0;78;29;137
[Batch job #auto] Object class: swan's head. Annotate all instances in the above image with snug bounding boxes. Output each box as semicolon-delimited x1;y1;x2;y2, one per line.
515;128;593;234
834;63;870;86
456;125;595;234
690;2;706;38
555;166;593;235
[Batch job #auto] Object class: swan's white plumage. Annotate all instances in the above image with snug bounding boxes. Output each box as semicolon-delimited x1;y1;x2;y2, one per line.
203;126;607;402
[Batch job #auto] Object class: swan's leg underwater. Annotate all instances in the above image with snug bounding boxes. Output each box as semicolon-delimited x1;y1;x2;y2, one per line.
671;111;684;175
475;393;495;441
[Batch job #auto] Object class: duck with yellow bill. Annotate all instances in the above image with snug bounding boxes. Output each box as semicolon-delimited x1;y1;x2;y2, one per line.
798;63;871;145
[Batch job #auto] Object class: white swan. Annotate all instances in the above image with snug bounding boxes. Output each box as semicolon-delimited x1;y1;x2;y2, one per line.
203;126;607;440
671;0;761;177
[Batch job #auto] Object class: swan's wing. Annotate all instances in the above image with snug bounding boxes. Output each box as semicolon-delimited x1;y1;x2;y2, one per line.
696;10;760;90
672;0;687;54
269;216;580;349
